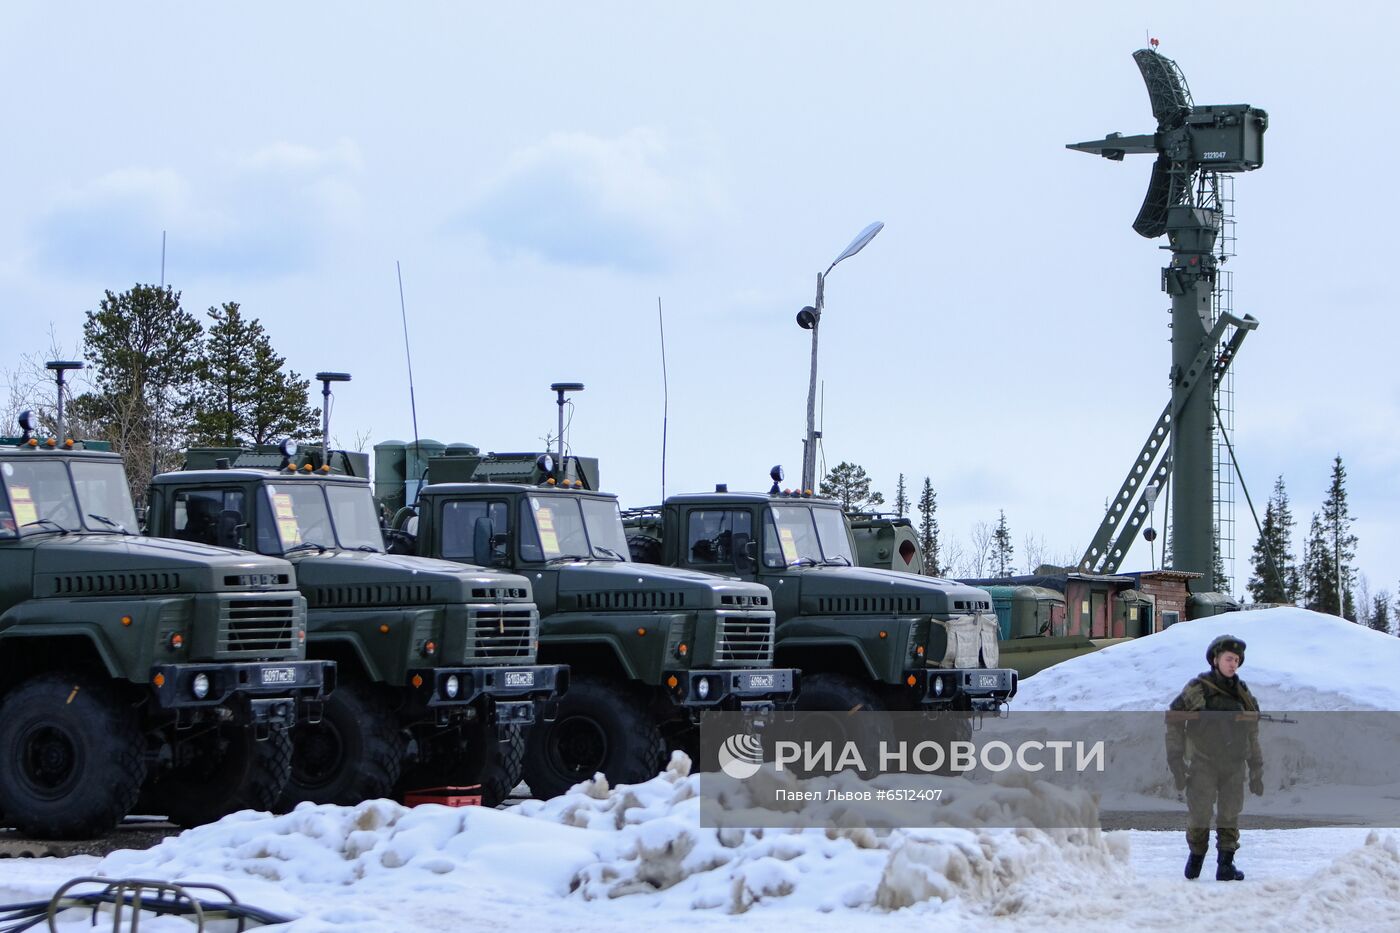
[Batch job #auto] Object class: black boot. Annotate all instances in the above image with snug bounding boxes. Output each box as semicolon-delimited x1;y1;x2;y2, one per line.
1184;851;1206;879
1216;851;1244;881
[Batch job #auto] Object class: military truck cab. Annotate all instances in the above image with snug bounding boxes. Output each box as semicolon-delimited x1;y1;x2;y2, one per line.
390;452;798;799
624;484;1017;714
0;425;332;839
147;445;566;807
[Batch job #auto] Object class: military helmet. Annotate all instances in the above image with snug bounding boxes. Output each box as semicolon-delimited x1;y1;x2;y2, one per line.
1206;634;1246;667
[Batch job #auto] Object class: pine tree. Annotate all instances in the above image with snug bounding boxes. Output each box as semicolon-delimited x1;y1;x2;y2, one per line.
189;303;251;446
1323;456;1359;620
1247;476;1299;604
190;303;318;447
894;473;909;519
821;461;885;513
1302;513;1336;614
1371;592;1392;635
79;284;204;502
917;477;940;577
991;509;1014;577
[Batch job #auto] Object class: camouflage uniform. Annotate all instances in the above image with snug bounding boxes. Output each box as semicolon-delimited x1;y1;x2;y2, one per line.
1165;652;1262;858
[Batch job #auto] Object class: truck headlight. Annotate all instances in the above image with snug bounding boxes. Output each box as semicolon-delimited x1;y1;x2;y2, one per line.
932;675;945;697
696;677;711;700
192;673;210;699
444;674;460;699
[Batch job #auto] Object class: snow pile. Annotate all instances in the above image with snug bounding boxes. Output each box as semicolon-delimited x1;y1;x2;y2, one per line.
92;754;1128;921
1289;832;1400;927
1015;607;1400;712
519;755;1127;912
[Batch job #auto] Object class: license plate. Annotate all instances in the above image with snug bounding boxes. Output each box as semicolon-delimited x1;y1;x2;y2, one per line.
261;667;296;686
504;671;536;688
744;673;776;690
977;674;1001;688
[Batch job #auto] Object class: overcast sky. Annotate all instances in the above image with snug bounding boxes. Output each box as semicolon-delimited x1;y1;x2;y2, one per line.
3;2;1396;602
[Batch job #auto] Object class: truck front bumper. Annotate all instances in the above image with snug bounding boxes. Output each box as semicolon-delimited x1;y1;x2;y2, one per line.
910;667;1018;710
666;667;799;712
406;663;570;725
149;659;336;731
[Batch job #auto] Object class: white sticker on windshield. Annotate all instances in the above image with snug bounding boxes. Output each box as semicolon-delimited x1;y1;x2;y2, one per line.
272;492;301;545
535;505;560;556
778;527;799;564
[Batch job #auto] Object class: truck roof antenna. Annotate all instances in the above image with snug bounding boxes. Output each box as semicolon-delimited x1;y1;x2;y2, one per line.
550;382;585;480
658;297;669;502
45;361;83;443
315;372;351;468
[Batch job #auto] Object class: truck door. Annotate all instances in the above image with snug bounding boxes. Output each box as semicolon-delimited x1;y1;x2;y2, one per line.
170;487;247;549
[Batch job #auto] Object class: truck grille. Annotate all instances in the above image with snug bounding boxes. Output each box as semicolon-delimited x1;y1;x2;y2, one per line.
465;606;538;663
217;595;300;656
714;615;775;666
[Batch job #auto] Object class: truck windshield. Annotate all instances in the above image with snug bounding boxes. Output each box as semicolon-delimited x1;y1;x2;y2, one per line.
263;483;384;553
325;485;386;551
0;459;137;535
265;484;331;550
521;495;628;561
70;462;139;532
763;505;854;568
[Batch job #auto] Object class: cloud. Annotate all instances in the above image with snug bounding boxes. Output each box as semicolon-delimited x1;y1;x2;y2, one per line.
455;129;727;272
32;141;364;282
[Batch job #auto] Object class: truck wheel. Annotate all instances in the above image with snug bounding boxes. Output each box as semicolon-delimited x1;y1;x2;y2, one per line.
792;672;889;776
278;682;405;809
794;671;886;713
397;723;526;808
522;676;664;799
156;725;293;828
0;672;145;839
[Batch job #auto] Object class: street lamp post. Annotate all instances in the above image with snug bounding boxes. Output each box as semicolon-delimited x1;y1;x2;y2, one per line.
797;221;884;494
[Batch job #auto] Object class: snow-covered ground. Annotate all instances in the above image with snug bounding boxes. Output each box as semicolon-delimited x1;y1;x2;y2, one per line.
4;608;1398;932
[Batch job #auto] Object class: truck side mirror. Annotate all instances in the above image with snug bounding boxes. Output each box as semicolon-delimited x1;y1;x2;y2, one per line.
473;516;494;567
733;532;754;572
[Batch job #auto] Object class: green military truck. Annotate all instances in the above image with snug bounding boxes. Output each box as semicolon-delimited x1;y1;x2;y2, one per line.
146;443;567;807
0;415;333;839
622;469;1017;717
378;446;799;799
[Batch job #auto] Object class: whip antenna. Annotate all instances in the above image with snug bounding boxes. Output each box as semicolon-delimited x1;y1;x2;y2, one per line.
396;261;421;452
658;297;669;502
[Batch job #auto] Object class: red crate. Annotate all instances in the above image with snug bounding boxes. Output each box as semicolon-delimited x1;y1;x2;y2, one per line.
403;785;483;808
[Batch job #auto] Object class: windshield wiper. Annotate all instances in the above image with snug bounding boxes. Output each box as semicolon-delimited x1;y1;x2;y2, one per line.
545;554;590;564
592;546;627;560
88;513;132;534
787;557;819;567
353;545;382;553
21;518;70;536
285;541;330;555
822;555;852;566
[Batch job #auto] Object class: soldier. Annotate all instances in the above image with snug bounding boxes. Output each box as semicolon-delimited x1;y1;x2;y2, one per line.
1165;633;1264;881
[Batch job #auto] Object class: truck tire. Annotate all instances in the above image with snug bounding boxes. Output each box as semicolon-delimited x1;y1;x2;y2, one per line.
792;672;889;777
0;672;145;839
156;725;294;828
397;723;526;808
794;671;886;714
522;676;664;800
278;681;405;809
